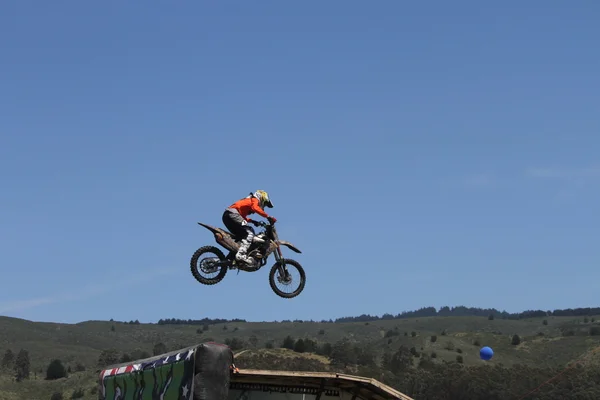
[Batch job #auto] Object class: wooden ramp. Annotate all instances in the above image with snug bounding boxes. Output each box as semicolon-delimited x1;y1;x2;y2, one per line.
231;368;414;400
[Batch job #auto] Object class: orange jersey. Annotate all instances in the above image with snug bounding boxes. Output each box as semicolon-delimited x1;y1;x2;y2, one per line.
229;197;269;221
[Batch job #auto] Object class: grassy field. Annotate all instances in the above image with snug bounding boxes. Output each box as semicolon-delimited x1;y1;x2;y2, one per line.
1;313;599;399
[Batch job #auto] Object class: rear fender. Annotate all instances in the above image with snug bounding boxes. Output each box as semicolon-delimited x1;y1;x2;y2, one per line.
278;240;302;254
197;222;223;235
198;222;238;252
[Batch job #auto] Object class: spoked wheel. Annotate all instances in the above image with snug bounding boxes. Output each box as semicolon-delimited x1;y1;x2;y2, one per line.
190;246;228;285
268;258;306;299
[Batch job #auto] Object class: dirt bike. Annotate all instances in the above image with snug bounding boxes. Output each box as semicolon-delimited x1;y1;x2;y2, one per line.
190;219;306;299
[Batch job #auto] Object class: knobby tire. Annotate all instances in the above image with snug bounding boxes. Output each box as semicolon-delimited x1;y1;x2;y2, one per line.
190;245;228;285
268;258;306;299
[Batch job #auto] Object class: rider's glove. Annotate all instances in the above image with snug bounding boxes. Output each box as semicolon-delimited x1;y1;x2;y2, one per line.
268;216;277;223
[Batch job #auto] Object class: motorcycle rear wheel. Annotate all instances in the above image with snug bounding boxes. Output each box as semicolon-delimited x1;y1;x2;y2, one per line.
190;246;228;285
268;258;306;299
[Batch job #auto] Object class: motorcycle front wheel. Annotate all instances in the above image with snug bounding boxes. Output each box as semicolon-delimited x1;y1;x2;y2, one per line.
268;258;306;299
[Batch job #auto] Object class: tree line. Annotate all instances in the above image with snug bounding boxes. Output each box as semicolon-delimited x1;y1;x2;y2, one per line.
334;306;600;323
156;317;247;325
149;305;600;326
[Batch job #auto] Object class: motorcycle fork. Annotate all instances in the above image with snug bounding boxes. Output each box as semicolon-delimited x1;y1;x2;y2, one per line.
274;244;288;277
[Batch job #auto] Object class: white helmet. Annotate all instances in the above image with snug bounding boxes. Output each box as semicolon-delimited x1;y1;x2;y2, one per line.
253;190;273;208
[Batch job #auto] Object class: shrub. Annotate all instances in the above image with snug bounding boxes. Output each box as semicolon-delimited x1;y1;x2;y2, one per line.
409;347;419;357
152;343;167;356
46;359;67;380
120;353;132;363
282;336;294;349
385;330;399;338
224;338;245;351
293;339;306;353
71;388;84;399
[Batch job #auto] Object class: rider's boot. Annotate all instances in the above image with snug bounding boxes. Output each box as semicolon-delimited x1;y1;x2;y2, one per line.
235;238;255;265
252;235;265;244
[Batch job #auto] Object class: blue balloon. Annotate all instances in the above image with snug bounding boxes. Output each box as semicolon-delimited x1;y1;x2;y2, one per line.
480;346;494;361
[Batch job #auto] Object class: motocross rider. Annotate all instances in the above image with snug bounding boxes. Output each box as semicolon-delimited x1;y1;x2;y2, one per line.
222;190;277;266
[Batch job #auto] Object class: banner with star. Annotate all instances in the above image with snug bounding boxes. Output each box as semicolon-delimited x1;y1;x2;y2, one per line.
99;347;196;400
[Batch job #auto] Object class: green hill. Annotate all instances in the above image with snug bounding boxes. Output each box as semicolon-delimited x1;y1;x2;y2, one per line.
1;310;600;399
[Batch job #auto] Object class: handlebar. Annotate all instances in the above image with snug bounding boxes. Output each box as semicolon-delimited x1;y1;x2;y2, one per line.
254;219;275;227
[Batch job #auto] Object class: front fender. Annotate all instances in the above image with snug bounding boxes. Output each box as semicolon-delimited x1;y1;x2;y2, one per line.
278;240;302;253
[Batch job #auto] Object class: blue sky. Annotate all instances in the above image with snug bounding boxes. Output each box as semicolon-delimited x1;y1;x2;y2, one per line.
1;1;599;324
